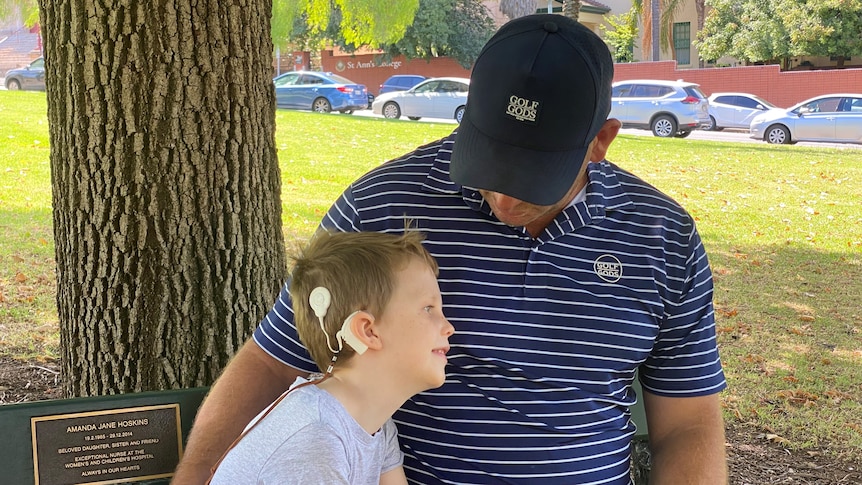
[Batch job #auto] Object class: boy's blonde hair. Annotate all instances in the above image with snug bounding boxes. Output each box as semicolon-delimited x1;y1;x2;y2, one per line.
289;230;438;371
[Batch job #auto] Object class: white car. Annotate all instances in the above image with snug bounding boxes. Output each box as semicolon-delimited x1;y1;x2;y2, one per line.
705;93;777;131
372;77;469;123
749;94;862;144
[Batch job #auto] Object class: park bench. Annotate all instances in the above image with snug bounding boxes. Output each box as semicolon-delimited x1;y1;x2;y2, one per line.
0;383;650;485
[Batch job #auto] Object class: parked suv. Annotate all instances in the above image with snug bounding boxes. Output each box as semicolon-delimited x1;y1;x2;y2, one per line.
610;80;709;137
378;75;426;95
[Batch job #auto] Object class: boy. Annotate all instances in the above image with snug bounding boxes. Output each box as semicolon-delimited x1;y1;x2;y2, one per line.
208;231;454;484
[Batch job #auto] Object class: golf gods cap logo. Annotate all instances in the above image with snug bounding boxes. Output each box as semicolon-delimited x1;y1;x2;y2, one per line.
507;95;539;122
594;255;622;283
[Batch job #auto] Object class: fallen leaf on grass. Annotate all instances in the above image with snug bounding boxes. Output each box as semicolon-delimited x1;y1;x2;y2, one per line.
799;315;816;322
14;272;27;283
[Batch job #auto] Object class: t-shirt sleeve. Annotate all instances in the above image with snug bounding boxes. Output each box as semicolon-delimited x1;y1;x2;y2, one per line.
258;425;351;484
379;418;404;473
639;226;727;397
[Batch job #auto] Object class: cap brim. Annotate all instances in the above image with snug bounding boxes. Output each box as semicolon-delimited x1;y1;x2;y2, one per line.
451;114;589;206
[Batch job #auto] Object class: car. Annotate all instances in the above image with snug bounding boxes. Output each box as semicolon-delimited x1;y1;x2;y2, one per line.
372;77;469;123
705;93;777;131
610;79;709;137
272;71;368;114
4;57;45;91
749;94;862;145
378;74;426;95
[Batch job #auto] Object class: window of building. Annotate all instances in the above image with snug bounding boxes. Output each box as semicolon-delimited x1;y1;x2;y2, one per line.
673;22;691;65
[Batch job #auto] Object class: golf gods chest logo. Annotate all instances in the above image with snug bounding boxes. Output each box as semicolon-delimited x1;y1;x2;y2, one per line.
507;95;539;122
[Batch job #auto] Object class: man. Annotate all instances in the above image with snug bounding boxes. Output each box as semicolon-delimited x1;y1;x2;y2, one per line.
176;14;727;484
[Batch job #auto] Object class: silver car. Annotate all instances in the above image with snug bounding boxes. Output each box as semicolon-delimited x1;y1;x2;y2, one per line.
749;94;862;145
372;77;469;123
705;93;777;131
610;80;709;138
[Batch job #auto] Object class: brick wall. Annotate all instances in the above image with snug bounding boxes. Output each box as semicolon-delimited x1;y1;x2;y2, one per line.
614;61;862;108
319;51;471;96
312;51;861;108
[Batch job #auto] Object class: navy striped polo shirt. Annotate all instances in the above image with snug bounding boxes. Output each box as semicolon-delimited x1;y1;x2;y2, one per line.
254;133;726;484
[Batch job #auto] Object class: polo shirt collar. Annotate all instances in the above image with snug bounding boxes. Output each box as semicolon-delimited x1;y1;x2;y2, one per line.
422;133;635;236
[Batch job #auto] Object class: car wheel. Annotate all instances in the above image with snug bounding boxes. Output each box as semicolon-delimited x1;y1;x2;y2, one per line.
764;124;791;144
407;116;421;121
382;102;401;119
674;130;692;138
312;97;332;113
6;79;21;91
455;106;466;124
704;116;717;131
651;115;677;137
339;109;354;115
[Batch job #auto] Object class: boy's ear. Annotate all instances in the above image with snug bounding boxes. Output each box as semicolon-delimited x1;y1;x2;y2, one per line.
350;311;382;351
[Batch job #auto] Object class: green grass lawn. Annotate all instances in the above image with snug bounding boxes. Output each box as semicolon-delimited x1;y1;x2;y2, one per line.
1;91;860;461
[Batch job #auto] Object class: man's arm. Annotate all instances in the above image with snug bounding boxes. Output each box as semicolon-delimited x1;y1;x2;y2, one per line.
172;339;307;484
642;391;727;484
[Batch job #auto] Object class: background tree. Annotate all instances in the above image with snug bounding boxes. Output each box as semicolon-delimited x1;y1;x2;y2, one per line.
38;0;288;396
696;0;793;68
562;0;581;20
500;0;537;20
782;0;862;68
380;0;495;68
271;0;419;51
600;7;639;63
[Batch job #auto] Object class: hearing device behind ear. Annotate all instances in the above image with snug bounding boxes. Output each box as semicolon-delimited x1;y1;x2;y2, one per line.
337;311;367;355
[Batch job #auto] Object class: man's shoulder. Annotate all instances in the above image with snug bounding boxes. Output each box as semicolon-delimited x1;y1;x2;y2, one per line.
598;160;693;219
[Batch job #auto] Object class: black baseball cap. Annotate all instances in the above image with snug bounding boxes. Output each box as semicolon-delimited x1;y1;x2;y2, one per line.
450;14;614;206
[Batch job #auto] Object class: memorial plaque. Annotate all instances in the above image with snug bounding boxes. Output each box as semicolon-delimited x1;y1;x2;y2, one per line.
31;404;183;485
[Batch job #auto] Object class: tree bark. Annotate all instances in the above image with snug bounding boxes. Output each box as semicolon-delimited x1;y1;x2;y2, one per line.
39;0;285;396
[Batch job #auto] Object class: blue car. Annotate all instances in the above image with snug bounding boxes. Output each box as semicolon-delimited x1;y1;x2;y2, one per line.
4;57;45;91
273;71;368;114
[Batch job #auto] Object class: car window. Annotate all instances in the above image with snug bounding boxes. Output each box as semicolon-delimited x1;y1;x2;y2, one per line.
713;95;735;105
803;97;842;113
683;86;707;99
31;58;44;69
414;81;439;93
612;84;633;98
737;97;763;109
848;97;862;112
631;85;672;98
438;81;466;93
274;73;300;87
299;74;326;85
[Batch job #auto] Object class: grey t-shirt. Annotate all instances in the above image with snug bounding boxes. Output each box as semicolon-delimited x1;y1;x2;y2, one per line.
210;377;403;484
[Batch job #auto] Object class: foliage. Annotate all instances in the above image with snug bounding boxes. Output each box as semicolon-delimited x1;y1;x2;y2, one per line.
782;0;862;59
697;0;862;65
696;0;792;64
0;0;38;26
600;7;639;63
380;0;495;68
271;0;419;50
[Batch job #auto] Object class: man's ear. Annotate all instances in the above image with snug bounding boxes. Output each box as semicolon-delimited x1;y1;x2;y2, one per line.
589;118;622;162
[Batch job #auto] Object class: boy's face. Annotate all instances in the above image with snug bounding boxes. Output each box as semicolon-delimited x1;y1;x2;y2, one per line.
376;257;454;392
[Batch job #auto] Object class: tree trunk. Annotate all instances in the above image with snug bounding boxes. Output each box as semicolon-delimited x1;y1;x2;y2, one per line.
562;0;581;21
39;0;286;396
500;0;538;20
